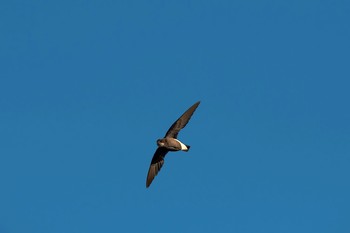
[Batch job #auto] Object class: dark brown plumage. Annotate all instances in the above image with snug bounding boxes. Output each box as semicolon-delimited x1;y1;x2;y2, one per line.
146;147;167;188
146;101;200;188
165;101;200;138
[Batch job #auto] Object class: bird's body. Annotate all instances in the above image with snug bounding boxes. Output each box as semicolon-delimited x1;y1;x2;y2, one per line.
156;138;190;152
146;101;200;188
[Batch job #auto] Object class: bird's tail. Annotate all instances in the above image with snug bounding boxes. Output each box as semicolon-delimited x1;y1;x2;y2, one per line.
184;145;191;152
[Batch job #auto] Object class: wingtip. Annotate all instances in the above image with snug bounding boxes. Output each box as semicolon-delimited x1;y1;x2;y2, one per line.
146;180;151;188
193;101;201;107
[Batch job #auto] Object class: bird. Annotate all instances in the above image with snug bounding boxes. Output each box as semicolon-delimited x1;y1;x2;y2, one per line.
146;101;200;188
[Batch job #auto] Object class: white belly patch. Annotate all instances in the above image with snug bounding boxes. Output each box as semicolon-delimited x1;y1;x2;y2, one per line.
174;139;188;150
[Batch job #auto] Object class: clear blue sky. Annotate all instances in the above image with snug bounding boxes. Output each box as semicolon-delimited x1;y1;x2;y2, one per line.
1;1;349;232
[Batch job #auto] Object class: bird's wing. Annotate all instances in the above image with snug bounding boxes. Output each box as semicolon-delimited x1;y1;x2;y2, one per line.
146;147;169;188
164;101;200;138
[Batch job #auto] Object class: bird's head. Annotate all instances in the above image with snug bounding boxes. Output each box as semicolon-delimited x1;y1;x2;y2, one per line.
157;139;165;147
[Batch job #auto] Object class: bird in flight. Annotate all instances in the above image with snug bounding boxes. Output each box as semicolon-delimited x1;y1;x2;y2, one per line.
146;101;200;188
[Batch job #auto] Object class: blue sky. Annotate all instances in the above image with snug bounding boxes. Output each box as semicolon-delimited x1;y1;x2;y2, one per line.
1;0;349;232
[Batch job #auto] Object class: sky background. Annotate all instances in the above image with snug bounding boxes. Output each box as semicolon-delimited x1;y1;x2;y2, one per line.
1;0;349;232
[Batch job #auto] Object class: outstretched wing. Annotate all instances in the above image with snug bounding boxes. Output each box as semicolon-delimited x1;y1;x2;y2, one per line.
165;101;200;138
146;147;169;188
